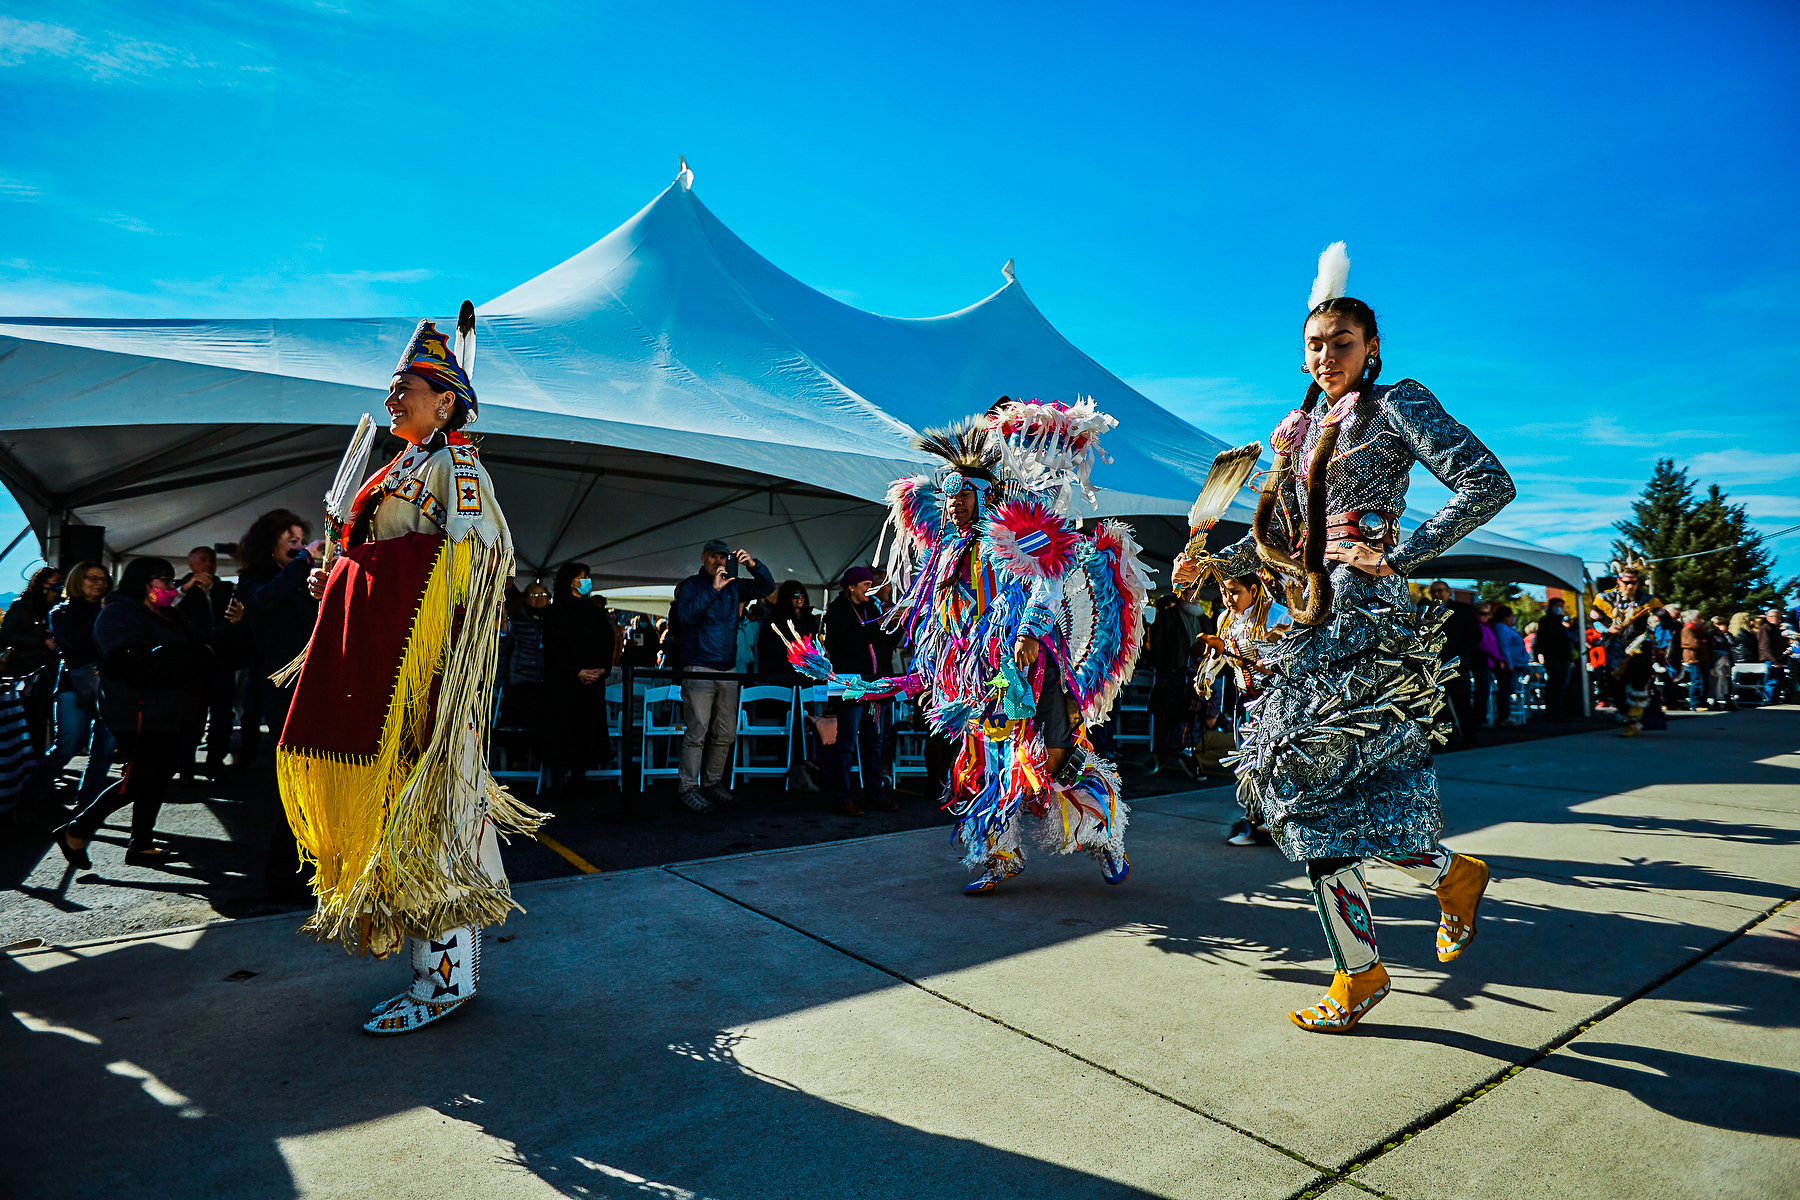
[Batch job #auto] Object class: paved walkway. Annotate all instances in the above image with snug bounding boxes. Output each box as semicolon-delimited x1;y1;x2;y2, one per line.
4;709;1796;1199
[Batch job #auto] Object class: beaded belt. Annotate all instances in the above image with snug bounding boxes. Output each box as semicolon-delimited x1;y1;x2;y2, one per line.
1326;510;1399;547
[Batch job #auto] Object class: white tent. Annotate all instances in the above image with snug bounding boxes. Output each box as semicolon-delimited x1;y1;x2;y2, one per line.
0;166;1584;592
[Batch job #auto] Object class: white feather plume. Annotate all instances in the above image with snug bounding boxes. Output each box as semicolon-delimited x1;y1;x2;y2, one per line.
1308;241;1351;309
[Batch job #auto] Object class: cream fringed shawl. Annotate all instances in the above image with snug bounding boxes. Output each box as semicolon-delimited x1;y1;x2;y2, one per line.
277;442;547;956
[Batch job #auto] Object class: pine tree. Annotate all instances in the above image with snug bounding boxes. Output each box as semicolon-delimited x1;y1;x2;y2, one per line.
1476;580;1521;604
1666;485;1736;614
1615;463;1789;616
1612;459;1694;580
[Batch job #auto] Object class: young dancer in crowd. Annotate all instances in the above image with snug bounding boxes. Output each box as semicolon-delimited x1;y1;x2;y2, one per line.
1176;243;1513;1032
1193;570;1288;845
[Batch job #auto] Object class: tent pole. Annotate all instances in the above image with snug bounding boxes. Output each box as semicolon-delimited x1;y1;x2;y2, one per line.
1575;582;1594;718
536;469;604;575
0;522;32;563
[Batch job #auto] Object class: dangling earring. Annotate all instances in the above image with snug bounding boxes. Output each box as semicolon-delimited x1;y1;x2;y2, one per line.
1364;356;1375;369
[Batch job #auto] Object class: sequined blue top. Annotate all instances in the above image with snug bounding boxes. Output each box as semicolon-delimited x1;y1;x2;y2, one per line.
1215;378;1515;578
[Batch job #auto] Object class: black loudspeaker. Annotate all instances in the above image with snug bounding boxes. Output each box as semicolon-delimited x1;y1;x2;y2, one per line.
58;525;106;570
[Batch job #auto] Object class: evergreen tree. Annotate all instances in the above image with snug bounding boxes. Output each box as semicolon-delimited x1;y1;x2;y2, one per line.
1476;580;1521;604
1612;458;1694;576
1614;461;1789;615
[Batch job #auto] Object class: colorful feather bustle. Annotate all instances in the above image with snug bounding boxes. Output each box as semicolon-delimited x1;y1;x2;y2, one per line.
985;398;1117;517
985;499;1081;580
873;475;942;605
1063;520;1151;726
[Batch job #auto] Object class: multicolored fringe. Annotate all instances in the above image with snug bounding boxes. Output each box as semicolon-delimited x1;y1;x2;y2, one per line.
947;727;1127;870
780;634;922;702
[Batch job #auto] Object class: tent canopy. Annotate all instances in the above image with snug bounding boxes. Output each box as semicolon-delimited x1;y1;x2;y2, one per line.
0;167;1584;592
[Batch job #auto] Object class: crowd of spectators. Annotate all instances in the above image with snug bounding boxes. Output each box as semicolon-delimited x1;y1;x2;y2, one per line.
8;512;1797;882
1645;603;1796;711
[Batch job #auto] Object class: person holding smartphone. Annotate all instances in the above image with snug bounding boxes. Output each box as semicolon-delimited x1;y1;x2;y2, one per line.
671;539;773;812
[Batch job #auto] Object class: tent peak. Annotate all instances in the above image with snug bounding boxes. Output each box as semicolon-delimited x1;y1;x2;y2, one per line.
676;155;694;190
1001;258;1016;282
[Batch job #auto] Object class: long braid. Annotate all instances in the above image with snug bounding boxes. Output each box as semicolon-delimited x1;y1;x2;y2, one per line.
1274;297;1383;625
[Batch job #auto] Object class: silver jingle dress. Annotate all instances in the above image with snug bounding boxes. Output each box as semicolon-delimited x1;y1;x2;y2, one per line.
1213;378;1515;862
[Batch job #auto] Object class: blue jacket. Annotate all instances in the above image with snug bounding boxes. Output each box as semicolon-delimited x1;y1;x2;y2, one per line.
674;560;776;669
1493;622;1531;670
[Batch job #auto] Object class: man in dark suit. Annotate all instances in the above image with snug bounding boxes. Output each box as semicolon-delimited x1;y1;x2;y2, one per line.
175;545;239;781
1428;580;1484;749
1534;596;1575;720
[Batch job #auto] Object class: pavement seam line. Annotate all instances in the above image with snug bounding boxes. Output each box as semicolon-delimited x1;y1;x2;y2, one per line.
1323;891;1799;1186
661;864;1339;1190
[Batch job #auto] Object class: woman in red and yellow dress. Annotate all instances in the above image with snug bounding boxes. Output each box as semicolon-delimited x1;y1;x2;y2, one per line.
279;318;545;1036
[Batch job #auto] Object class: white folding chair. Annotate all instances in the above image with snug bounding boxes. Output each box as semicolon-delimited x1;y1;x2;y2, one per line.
591;683;625;782
639;684;685;789
889;693;928;779
732;684;795;788
1112;669;1154;748
488;685;548;791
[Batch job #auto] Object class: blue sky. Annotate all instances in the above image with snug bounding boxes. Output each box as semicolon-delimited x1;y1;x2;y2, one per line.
1;0;1797;593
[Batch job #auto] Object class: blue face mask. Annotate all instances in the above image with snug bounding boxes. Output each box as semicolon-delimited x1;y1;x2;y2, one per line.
575;577;593;596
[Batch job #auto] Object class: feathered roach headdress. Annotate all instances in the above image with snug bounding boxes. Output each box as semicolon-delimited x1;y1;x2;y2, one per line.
984;396;1117;519
914;415;1003;495
395;305;478;422
1611;554;1649;582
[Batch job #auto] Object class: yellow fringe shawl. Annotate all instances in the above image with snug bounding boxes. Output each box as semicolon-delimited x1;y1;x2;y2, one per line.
277;534;546;953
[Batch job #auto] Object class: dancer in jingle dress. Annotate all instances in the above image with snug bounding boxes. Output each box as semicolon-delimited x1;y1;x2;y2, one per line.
1176;243;1514;1031
280;311;546;1035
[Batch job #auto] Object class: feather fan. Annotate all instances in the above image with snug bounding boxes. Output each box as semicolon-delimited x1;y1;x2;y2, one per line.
1187;442;1263;531
324;413;375;527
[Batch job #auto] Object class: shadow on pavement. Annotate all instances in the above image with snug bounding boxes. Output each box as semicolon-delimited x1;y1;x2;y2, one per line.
0;884;1189;1200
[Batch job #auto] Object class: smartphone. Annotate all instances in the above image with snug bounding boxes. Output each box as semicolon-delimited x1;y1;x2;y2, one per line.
720;557;739;580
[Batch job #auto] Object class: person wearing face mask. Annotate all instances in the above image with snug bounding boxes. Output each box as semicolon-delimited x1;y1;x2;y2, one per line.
277;315;545;1036
1533;596;1574;721
54;558;213;869
542;562;614;794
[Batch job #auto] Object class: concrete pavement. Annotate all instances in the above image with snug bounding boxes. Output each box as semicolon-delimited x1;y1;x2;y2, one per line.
4;708;1797;1199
